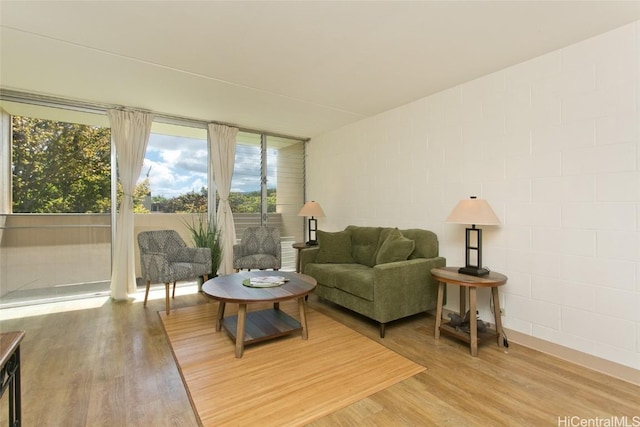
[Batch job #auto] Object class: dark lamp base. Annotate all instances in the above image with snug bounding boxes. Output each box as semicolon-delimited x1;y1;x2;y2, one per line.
458;266;490;276
306;240;318;246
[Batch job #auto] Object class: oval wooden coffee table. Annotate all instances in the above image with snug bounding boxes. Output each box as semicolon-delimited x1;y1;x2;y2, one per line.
202;271;317;358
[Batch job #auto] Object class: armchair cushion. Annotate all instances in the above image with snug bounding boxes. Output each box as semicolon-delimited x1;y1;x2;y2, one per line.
233;254;280;271
173;247;211;265
138;230;212;283
232;226;281;270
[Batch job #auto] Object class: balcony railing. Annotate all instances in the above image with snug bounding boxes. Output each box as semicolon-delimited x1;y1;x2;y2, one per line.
0;212;299;307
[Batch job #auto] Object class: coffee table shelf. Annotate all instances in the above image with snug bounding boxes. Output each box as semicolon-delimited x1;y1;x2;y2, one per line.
221;308;302;345
202;271;317;358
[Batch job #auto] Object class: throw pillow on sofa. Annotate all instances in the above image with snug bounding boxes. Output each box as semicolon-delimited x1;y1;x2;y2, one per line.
316;230;355;263
376;228;415;264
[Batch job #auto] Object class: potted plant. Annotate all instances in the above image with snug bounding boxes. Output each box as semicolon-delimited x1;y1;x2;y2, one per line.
184;213;222;290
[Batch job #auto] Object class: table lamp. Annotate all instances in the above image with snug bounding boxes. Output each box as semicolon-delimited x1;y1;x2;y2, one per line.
446;196;500;276
298;201;325;245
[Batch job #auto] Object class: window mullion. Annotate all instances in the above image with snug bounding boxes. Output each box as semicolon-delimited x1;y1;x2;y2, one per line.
260;133;268;225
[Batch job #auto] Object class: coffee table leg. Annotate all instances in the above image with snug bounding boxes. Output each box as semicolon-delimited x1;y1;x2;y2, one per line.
298;297;309;340
235;304;247;358
215;301;226;332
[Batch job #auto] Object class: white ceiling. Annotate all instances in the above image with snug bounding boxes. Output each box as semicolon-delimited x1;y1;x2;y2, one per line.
1;1;639;138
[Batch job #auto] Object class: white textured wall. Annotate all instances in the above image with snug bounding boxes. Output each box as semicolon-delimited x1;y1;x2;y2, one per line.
307;21;639;370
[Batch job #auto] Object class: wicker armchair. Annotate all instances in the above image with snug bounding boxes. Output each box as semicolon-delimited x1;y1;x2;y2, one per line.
138;230;211;314
232;226;281;272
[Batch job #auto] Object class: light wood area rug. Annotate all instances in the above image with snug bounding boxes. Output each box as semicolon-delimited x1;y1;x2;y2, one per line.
159;301;425;426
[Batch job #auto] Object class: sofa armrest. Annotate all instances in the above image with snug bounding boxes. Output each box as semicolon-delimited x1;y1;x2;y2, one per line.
372;256;446;322
299;247;320;273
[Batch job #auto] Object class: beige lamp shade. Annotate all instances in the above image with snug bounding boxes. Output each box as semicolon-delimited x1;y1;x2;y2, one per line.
447;196;499;276
446;197;500;226
298;201;325;218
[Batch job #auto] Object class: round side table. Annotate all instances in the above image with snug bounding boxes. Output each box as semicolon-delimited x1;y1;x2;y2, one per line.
292;242;312;273
431;267;507;356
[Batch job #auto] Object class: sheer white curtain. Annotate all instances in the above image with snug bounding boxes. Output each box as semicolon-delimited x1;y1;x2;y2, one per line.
208;123;238;275
0;110;8;245
0;109;10;215
108;109;154;299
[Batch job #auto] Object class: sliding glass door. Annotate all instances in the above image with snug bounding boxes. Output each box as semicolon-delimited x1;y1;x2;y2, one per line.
0;96;307;306
0;102;112;306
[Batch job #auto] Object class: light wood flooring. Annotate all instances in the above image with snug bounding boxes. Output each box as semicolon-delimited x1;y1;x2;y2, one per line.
1;285;638;426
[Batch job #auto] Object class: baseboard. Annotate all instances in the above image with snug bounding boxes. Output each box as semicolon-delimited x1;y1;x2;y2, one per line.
505;328;639;387
438;308;639;386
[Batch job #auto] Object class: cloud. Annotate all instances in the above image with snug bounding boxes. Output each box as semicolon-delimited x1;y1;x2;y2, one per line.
143;134;207;198
142;133;278;198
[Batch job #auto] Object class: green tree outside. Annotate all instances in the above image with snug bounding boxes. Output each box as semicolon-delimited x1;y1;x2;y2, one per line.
151;188;276;213
12;116;112;213
11;116;276;214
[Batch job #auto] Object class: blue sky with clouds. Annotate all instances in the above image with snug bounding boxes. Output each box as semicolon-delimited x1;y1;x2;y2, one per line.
142;134;277;198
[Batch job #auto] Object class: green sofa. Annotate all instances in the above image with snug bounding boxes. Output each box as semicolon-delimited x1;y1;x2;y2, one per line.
300;225;446;337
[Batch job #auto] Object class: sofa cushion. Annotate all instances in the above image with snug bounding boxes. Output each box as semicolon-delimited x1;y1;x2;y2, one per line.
346;226;382;267
316;230;354;264
376;228;415;264
336;267;375;301
304;263;352;288
305;263;374;301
